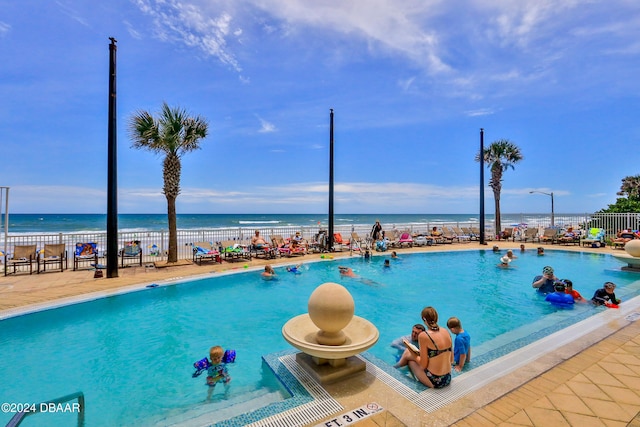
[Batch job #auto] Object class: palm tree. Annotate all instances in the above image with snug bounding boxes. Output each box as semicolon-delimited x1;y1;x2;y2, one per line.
476;139;523;236
128;102;209;263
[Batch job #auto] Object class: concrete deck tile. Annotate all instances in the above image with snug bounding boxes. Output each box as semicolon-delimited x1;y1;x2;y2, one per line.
474;408;506;424
581;370;624;387
580;398;634;422
613;373;640;390
602;420;629;427
599;360;637;376
483;401;520;420
599;384;640;405
504;409;534;426
566;380;608;400
609;352;640;366
531;396;555;409
549;393;594;416
523;406;570;426
554;383;576;395
562;412;606;427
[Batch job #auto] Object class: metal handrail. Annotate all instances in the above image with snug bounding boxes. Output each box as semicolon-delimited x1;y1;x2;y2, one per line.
6;391;85;427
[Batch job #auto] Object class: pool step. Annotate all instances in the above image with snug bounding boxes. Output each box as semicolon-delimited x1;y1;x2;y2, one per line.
157;389;285;426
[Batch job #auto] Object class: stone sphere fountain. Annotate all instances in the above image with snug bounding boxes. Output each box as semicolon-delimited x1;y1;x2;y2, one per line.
612;239;640;271
282;282;379;384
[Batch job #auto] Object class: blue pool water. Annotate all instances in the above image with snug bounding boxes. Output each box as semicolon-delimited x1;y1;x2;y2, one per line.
0;249;637;426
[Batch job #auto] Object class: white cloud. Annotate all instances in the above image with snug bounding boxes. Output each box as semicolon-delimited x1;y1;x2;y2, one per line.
133;0;242;72
0;21;11;36
257;116;276;133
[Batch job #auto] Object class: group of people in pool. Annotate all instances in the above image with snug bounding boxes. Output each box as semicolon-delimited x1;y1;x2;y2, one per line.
494;245;545;268
532;265;621;307
392;307;471;388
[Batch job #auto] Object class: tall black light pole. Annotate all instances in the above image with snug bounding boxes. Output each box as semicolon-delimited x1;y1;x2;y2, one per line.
328;109;334;252
479;128;486;245
107;37;119;278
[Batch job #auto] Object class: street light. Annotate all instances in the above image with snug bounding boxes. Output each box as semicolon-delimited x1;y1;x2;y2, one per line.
529;191;554;227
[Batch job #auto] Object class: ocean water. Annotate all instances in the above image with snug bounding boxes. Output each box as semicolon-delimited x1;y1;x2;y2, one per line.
2;213;497;234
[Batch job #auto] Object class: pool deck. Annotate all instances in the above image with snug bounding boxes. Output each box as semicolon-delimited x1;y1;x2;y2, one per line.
2;242;640;426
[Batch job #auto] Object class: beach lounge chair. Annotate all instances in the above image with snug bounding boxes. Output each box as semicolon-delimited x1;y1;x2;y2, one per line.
441;228;458;244
308;230;328;253
557;228;580;245
451;227;470;243
350;232;369;251
192;242;221;265
462;227;478;241
539;228;559;244
220;240;251;261
581;228;606;247
73;242;99;271
333;233;351;251
382;230;397;248
396;231;414;248
4;244;37;276
38;243;68;273
519;228;538;243
498;228;514;241
119;240;143;267
271;235;305;257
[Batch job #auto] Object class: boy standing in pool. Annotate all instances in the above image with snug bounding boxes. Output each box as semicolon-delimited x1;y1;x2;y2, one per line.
447;317;471;372
206;346;231;400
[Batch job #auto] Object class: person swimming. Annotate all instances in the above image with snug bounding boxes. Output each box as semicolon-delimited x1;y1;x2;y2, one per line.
287;263;302;274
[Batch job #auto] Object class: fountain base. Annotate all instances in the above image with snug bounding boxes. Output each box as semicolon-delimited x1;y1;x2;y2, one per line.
295;352;366;385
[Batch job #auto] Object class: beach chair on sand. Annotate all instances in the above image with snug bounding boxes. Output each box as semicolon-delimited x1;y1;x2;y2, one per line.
451;227;470;243
351;232;370;251
74;242;98;271
519;228;538;243
271;235;305;257
120;240;143;267
220;240;251;262
581;228;606;247
192;242;221;265
4;244;37;276
397;231;414;248
309;231;328;253
539;228;559;244
38;243;68;273
332;233;351;251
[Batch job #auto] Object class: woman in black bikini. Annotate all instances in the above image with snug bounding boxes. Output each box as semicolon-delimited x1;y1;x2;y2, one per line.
395;306;453;388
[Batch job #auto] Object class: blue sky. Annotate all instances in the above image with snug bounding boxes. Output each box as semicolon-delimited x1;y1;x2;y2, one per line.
1;0;639;215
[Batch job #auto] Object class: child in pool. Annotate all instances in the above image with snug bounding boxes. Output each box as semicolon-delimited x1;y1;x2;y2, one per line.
206;346;231;400
592;282;621;306
287;263;302;274
447;317;471;372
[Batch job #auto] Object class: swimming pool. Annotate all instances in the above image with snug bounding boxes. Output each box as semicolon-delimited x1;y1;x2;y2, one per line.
0;249;637;426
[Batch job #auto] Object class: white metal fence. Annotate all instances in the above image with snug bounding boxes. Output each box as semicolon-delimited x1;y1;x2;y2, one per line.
1;212;638;264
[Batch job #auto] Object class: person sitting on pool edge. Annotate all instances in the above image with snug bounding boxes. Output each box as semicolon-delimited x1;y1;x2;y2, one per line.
532;265;558;294
390;323;426;353
447;316;471;372
395;306;452;389
545;281;575;308
592;282;621;306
